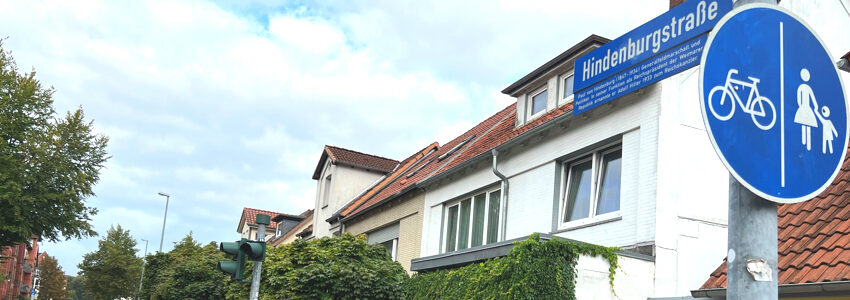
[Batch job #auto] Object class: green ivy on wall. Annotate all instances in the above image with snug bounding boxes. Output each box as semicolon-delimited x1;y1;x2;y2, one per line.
404;233;619;300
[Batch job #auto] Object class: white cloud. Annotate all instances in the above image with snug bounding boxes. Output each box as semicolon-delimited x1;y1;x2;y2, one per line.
434;120;477;145
268;15;346;55
0;0;676;274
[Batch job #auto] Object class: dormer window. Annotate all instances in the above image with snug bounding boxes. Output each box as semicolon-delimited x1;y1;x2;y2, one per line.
559;73;575;105
529;87;548;118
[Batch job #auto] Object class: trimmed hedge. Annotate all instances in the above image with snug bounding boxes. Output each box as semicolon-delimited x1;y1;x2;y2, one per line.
404;233;618;300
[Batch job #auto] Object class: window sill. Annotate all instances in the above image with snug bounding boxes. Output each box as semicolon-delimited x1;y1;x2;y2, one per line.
555;212;622;233
527;110;547;122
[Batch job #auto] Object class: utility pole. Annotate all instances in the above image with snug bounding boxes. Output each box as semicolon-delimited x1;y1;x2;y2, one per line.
249;214;270;300
137;239;149;300
725;2;779;300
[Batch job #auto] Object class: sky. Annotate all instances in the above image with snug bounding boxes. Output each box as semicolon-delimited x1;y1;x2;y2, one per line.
1;0;846;275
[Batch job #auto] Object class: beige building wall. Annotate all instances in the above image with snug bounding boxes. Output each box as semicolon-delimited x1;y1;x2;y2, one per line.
344;190;424;273
314;161;386;238
240;223;274;241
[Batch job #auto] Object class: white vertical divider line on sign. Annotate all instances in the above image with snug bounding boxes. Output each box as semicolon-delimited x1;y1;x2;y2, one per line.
780;21;786;187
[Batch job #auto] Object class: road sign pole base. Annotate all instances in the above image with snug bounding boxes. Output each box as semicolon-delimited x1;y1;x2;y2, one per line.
728;176;778;299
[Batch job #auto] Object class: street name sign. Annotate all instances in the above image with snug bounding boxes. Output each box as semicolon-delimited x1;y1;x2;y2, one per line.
700;4;848;203
573;0;732;115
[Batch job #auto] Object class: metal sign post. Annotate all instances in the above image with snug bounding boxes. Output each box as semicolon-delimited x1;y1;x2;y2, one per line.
724;2;778;299
727;177;778;298
249;215;270;300
700;0;849;298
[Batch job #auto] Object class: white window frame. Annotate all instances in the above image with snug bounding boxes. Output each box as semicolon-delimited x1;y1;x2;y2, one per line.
389;238;398;261
527;86;548;120
558;142;623;230
558;72;575;106
441;187;503;253
276;222;283;236
322;174;332;208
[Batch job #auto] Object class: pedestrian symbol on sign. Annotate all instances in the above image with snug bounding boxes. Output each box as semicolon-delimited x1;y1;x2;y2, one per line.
793;68;837;154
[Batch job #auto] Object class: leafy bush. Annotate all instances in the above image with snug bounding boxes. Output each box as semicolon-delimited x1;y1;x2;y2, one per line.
140;234;231;300
228;233;408;300
404;233;618;300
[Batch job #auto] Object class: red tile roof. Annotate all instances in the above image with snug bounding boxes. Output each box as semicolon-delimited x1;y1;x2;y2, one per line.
339;105;516;222
433;101;573;177
237;207;283;233
700;146;850;289
312;145;399;180
340;142;439;217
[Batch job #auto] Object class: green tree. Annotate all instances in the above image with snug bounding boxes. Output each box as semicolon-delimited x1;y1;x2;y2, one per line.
66;276;85;300
77;225;142;300
0;40;109;248
227;233;407;300
38;254;70;300
138;252;172;300
140;233;230;300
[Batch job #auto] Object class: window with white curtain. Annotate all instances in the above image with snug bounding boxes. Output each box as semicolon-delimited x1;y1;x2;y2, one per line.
443;188;502;253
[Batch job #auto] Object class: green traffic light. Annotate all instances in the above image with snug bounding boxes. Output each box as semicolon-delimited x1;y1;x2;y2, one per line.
241;241;266;261
217;261;243;281
218;238;248;281
220;241;241;255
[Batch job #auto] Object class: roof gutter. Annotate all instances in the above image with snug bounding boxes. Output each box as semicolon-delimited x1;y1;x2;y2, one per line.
691;281;850;298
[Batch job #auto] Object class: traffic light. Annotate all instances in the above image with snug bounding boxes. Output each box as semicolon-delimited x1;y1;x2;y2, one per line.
241;240;266;261
218;238;247;280
217;238;266;281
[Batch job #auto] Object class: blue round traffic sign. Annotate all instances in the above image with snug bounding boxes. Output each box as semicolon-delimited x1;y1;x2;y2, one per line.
700;4;848;203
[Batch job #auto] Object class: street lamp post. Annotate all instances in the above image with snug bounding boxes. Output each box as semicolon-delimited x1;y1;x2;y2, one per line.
157;192;170;252
137;239;148;300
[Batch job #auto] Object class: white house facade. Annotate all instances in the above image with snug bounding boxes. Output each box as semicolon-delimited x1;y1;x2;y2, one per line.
412;1;850;298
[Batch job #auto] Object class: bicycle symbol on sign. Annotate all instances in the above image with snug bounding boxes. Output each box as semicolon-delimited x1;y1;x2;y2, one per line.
708;69;777;130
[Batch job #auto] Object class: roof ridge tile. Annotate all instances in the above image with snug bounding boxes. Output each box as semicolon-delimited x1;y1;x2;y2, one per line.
325;145;400;164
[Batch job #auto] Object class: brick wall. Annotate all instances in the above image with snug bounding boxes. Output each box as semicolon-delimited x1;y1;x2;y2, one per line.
0;237;39;300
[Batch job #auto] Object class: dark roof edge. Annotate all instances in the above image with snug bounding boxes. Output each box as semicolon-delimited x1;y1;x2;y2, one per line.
272;214;306;222
691;281;850;298
501;34;610;95
335;161;396;175
295;227;313;238
311;151;330;180
411;233;653;272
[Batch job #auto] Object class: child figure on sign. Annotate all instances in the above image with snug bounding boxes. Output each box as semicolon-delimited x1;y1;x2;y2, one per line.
817;105;838;154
